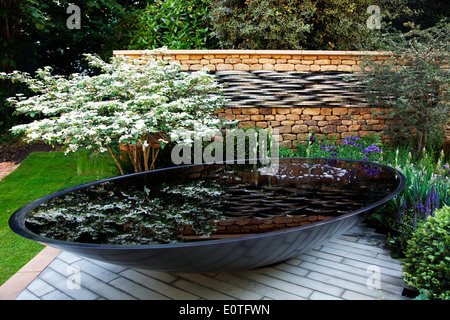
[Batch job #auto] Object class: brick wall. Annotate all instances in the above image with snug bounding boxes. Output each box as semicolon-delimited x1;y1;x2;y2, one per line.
113;50;450;147
215;106;386;149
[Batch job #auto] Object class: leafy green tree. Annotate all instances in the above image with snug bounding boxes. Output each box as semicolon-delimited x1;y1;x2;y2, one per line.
394;0;450;31
208;0;316;50
0;0;45;131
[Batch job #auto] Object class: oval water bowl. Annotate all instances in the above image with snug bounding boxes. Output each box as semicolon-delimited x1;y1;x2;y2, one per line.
9;158;405;272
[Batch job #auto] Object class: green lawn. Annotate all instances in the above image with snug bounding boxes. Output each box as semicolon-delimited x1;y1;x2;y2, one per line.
0;151;117;285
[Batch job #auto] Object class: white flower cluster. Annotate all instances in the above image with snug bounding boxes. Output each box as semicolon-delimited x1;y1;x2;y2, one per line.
1;49;233;172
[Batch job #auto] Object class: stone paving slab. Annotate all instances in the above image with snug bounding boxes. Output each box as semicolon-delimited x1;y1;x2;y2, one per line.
9;223;410;300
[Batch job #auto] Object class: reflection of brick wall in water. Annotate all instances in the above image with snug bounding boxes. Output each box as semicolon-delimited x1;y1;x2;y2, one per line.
182;215;334;240
179;162;359;240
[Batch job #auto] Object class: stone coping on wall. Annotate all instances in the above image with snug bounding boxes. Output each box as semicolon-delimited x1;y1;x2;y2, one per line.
113;49;390;73
113;49;390;56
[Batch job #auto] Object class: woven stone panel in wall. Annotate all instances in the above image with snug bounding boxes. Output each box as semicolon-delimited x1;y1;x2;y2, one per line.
213;70;367;109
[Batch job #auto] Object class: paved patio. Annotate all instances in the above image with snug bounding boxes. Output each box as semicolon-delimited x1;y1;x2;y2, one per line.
0;223;410;300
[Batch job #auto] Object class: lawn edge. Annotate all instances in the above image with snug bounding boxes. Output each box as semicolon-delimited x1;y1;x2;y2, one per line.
0;245;61;300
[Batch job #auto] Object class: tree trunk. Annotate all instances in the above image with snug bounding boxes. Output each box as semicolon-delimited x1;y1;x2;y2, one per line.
106;144;124;175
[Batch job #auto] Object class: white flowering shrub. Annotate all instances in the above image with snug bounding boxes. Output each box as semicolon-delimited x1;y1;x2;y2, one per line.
0;50;230;174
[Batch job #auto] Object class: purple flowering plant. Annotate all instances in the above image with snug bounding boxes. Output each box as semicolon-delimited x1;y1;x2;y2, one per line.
393;149;449;240
296;133;448;228
298;133;385;163
291;130;450;262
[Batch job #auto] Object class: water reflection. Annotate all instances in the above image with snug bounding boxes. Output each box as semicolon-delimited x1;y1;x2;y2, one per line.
25;159;399;245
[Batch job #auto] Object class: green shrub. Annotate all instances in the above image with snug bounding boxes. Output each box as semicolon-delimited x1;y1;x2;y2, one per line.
224;127;274;162
402;206;450;300
115;0;217;50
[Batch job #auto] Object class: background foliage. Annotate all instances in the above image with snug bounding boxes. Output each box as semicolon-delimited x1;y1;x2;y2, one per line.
208;0;411;50
114;0;216;50
208;0;316;50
